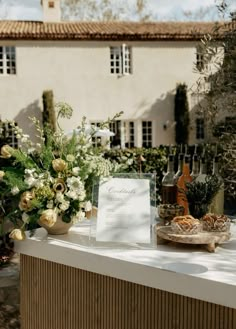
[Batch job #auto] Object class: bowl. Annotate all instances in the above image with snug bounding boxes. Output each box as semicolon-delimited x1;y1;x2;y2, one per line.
171;215;201;235
201;213;231;232
158;204;185;225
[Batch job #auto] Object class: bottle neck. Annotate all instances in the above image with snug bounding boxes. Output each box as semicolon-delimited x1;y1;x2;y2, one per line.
191;159;199;175
182;155;191;176
183;162;190;176
167;160;175;173
177;159;184;173
200;161;207;175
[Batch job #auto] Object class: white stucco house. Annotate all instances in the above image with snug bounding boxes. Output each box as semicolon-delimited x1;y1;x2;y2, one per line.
0;0;220;147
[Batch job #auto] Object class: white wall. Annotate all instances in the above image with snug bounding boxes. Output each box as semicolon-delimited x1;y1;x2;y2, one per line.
0;40;202;146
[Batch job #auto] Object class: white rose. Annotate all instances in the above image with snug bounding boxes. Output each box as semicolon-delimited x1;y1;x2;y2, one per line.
52;158;67;172
1;145;13;158
39;209;57;228
9;229;25;241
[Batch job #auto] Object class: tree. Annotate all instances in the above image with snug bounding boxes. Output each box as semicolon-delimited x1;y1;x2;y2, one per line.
42;90;56;132
193;1;236;210
174;83;190;145
62;0;152;21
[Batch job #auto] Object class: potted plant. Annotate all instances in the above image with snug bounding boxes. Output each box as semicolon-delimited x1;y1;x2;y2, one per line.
184;176;222;218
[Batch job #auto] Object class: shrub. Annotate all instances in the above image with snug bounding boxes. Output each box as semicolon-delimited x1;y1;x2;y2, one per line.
104;147;168;204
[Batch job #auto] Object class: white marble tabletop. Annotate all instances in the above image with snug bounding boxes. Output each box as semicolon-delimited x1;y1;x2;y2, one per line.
15;220;236;309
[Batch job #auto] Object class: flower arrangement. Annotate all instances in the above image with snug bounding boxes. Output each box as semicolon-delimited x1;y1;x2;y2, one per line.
0;103;122;240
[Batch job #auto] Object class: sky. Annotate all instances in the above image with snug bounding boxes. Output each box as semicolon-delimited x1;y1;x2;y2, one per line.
0;0;235;21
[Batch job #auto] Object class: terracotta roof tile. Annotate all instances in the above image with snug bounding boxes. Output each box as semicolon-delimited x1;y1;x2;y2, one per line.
0;20;224;41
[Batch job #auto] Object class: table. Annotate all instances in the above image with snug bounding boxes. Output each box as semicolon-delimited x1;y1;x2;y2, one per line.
15;223;236;329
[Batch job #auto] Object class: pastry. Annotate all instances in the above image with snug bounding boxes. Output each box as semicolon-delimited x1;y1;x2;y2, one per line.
201;213;230;232
171;215;200;234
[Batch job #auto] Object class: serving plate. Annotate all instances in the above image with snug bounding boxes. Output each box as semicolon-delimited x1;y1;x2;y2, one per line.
155;225;231;252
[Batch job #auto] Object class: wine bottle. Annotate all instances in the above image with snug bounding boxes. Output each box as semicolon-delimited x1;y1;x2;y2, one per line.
176;154;192;215
191;145;199;180
196;152;207;183
161;154;177;204
174;148;184;184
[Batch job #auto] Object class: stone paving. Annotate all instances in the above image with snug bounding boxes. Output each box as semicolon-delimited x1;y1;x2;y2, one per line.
0;255;20;329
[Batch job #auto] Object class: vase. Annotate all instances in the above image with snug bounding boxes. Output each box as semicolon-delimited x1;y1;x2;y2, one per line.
189;202;209;219
38;215;73;235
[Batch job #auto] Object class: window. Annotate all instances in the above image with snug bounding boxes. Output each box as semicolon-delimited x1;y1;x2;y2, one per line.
124;121;135;148
90;122;102;147
213;116;236;137
196;46;207;72
0;121;18;148
48;1;55;8
109;120;121;148
110;44;131;75
0;46;16;75
142;121;152;147
196;118;205;140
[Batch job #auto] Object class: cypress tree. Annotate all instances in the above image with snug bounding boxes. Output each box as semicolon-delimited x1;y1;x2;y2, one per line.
174;83;190;145
42;90;56;132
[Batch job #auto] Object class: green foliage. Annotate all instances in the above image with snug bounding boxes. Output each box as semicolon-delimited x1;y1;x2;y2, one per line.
42;90;56;132
193;4;236;212
104;147;168;204
185;176;221;205
174;83;190;145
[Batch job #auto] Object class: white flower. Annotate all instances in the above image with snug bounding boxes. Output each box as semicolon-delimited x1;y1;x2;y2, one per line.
56;192;64;203
78;190;86;201
21;134;30;143
25;168;36;176
84;201;92;212
77;210;85;221
66;176;83;190
66;190;79;200
27;147;36;154
71;210;85;224
66;154;75;162
22;212;30;224
34;179;45;188
59;200;70;211
72;167;80;176
11;186;20;195
24;176;37;188
47;200;54;209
